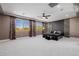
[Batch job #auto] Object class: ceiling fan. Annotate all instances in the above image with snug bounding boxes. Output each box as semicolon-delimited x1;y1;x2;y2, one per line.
42;13;51;19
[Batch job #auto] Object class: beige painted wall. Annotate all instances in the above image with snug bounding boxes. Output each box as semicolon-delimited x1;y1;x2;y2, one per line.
47;22;53;33
70;17;79;37
16;30;30;38
0;15;10;40
36;30;42;35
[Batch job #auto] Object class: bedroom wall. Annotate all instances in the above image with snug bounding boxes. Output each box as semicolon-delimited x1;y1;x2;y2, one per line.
64;19;70;37
52;20;64;33
48;19;70;37
48;22;53;33
70;17;79;37
0;15;10;40
48;20;64;34
16;28;30;38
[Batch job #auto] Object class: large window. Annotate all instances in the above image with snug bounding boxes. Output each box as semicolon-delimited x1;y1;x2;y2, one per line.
36;22;43;31
16;19;30;32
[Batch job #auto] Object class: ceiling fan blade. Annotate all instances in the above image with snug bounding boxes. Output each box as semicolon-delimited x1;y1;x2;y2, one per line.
46;15;51;17
45;16;48;19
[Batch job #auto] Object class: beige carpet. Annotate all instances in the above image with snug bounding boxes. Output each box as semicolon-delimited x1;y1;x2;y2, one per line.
0;35;79;56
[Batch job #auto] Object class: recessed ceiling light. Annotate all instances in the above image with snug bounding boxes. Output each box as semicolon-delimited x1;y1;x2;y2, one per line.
13;11;17;13
56;4;64;11
65;14;69;17
57;5;61;8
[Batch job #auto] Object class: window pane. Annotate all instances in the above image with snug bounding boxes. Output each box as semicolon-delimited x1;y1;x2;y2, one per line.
23;20;30;32
36;22;43;31
16;19;30;32
16;19;23;28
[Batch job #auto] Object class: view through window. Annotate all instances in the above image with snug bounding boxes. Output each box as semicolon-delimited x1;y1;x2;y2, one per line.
16;19;30;32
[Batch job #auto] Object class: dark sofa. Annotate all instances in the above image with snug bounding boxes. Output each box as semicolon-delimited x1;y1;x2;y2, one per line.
43;31;64;41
